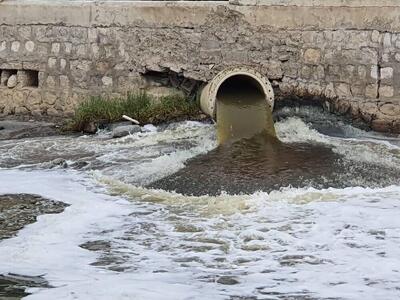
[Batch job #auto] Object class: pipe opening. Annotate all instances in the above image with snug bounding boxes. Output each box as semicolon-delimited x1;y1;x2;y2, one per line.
216;75;265;106
215;74;276;144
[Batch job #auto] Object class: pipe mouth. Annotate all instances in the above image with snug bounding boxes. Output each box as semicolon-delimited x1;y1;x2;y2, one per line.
200;66;274;119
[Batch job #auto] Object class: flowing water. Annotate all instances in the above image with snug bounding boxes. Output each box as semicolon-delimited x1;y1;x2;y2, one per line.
1;106;400;299
216;75;276;144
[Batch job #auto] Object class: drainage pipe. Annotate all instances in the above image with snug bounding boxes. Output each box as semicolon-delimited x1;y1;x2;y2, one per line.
199;66;275;119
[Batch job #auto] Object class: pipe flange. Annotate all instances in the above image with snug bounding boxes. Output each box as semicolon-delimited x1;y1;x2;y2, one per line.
200;66;274;118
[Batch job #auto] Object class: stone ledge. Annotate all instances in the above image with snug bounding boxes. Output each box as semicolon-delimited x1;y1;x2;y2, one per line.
2;1;400;31
230;0;400;7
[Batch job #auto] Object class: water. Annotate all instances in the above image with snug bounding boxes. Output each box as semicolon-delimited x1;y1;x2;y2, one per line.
216;75;276;144
1;107;400;299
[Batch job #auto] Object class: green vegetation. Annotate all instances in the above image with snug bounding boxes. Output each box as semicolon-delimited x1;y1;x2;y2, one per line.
68;92;201;131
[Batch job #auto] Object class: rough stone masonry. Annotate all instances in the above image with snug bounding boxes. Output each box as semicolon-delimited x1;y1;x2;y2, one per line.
0;0;400;132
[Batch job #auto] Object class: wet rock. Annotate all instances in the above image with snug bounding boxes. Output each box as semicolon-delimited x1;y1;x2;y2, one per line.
112;125;140;138
83;122;97;134
0;194;68;240
0;273;50;299
0;120;59;140
48;158;68;168
70;161;89;169
216;276;240;285
141;124;157;133
371;118;392;132
108;121;132;131
7;75;17;88
80;240;112;252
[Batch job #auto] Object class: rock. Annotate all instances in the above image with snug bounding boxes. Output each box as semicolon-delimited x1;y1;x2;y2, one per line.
83;122;98;134
7;75;17;88
112;125;140;138
108;121;132;131
303;48;321;64
0;194;68;240
31;109;43;117
46;107;61;117
49;158;68;169
371;117;392;132
216;276;240;285
379;103;400;117
141;124;157;133
70;161;89;169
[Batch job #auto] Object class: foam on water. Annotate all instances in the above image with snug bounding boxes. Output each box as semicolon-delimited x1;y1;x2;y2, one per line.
1;170;400;299
1;115;400;299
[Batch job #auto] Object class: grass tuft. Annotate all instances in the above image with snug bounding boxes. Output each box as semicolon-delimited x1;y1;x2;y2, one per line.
68;92;201;131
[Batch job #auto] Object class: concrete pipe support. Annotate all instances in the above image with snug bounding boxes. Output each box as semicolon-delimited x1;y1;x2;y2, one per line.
199;66;274;119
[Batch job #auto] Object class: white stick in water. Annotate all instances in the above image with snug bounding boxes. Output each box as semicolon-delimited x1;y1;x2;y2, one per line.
122;115;140;125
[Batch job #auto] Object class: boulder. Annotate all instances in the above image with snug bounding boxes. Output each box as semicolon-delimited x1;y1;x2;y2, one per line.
107;121;132;131
112;125;141;138
141;124;157;133
7;75;17;88
83;122;97;134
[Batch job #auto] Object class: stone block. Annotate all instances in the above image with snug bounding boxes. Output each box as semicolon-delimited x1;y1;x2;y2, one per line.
7;74;17;88
18;27;31;40
102;76;113;87
47;107;61;116
266;60;283;80
350;84;365;97
46;76;57;88
26;90;42;107
303;48;321;64
335;83;351;98
51;43;60;55
59;75;70;89
359;102;378;122
358;66;367;79
60;59;67;70
379;103;400;116
0;41;6;52
360;48;378;64
383;33;392;48
11;41;20;52
76;44;87;58
301;65;312;79
370;65;379;80
48;57;57;69
371;30;380;43
64;42;72;54
381;67;393;80
379;85;394;98
314;65;325;80
25;41;35;52
43;92;57;105
366;84;378;98
15;107;29;114
324;83;336;99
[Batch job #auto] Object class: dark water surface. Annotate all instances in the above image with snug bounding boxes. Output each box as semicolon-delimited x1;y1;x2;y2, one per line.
149;132;400;195
151;78;400;196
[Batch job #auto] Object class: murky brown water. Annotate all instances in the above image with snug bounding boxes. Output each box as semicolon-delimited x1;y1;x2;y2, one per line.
150;78;400;196
1;109;400;298
216;75;276;144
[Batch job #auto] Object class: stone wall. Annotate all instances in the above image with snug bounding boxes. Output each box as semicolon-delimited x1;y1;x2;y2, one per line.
0;0;400;131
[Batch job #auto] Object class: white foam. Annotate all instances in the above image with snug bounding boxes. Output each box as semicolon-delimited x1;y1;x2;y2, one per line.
1;172;400;299
1;120;400;299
